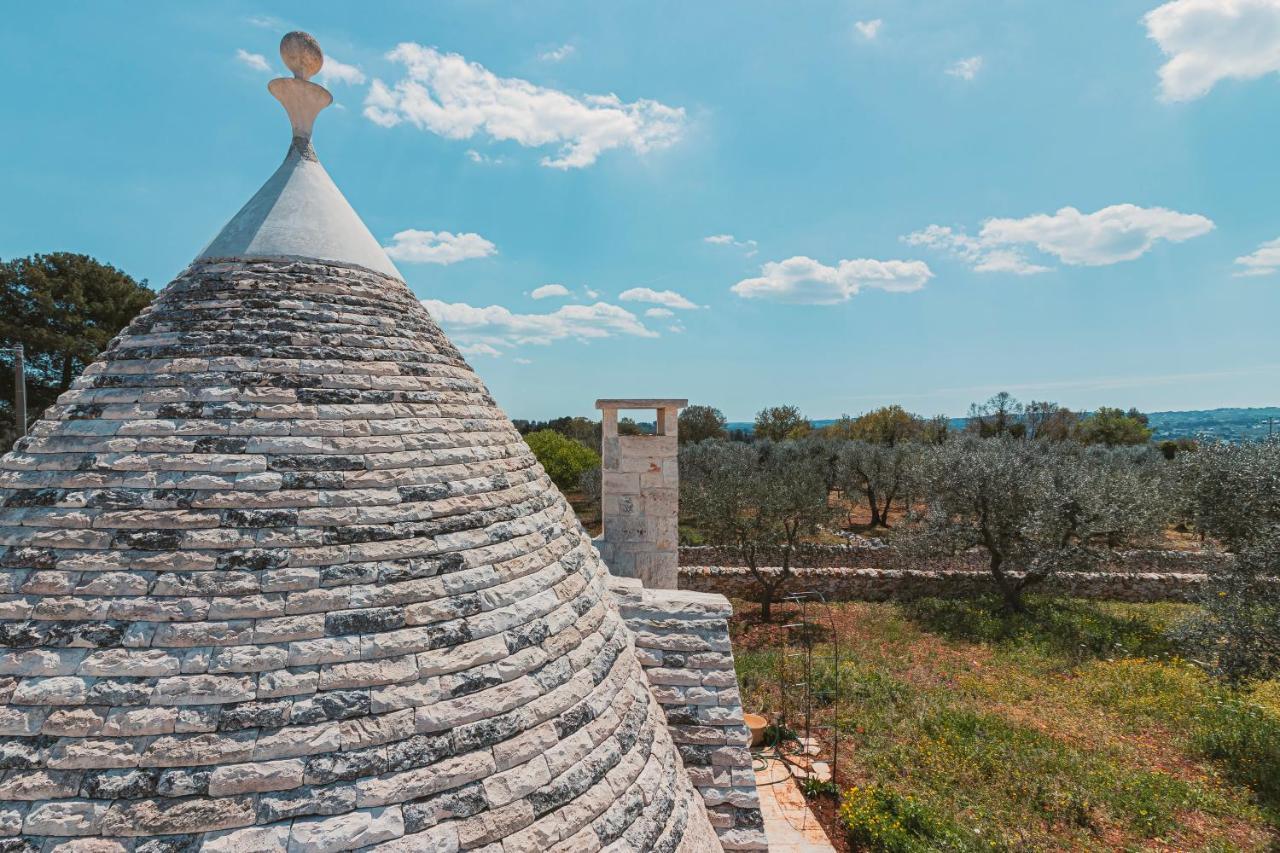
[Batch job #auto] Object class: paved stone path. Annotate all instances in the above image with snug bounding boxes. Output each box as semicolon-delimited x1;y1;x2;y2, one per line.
755;757;837;852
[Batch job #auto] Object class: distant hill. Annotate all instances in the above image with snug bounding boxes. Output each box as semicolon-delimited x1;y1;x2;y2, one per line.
725;407;1280;443
1142;407;1280;442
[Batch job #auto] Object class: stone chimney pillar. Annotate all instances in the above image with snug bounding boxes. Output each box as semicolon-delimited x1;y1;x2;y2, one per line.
595;398;686;589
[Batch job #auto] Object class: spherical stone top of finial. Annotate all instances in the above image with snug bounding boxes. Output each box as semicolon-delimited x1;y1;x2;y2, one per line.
280;31;323;80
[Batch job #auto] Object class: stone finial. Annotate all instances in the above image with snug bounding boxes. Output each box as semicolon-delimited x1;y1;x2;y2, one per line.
280;31;324;79
268;31;333;143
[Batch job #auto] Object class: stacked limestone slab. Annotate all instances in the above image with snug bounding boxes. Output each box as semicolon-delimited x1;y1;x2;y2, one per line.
612;582;766;851
0;32;722;851
0;257;721;852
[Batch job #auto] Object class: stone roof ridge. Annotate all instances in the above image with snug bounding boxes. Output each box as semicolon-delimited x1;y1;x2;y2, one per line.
195;31;402;280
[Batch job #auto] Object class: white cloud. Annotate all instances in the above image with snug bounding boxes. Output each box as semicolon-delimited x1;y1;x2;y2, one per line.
383;230;497;265
584;287;600;299
856;19;883;39
644;307;674;318
246;15;285;29
731;256;933;304
904;225;1051;275
514;357;533;364
704;233;758;256
422;299;657;351
618;287;700;310
540;44;576;62
459;342;502;358
531;283;571;299
318;56;366;86
1234;236;1280;276
364;43;685;169
235;49;271;73
1145;0;1280;101
465;149;506;165
905;204;1215;273
946;56;983;80
668;322;686;333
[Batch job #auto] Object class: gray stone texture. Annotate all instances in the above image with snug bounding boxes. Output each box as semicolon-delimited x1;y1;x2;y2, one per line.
0;256;722;851
612;580;765;851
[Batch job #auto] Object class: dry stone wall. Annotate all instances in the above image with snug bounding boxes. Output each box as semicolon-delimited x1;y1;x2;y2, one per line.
679;544;1227;574
611;580;765;852
0;259;721;852
680;566;1216;603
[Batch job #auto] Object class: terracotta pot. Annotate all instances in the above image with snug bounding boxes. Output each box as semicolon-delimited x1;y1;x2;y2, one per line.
744;713;768;747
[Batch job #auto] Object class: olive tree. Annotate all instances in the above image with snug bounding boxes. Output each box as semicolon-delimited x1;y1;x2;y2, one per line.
835;440;916;528
1173;440;1280;680
910;437;1167;611
680;439;831;620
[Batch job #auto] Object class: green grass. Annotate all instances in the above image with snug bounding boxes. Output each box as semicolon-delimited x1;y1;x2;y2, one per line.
732;596;1280;851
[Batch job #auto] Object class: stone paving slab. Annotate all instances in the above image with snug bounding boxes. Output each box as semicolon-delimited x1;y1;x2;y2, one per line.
755;757;837;853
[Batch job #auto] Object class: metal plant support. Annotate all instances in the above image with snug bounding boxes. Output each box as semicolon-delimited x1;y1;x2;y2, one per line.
774;589;842;783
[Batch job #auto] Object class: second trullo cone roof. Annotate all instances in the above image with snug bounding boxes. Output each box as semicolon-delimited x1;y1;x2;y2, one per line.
0;31;721;852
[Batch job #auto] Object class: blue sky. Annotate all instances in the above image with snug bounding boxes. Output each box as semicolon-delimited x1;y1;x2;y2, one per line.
4;1;1280;421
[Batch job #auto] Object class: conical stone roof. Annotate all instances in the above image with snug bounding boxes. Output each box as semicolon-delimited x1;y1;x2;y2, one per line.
0;32;721;853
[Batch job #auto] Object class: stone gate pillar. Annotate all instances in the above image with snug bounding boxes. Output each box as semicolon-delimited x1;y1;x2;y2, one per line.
595;398;686;589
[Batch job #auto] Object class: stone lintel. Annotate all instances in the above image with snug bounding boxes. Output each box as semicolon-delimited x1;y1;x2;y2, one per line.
594;399;688;410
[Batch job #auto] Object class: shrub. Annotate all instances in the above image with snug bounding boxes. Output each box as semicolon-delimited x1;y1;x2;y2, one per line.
523;430;600;491
839;784;972;852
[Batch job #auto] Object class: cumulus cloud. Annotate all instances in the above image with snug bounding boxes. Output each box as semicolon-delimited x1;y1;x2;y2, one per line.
514;357;533;364
644;307;674;318
318;56;366;86
704;233;758;256
1145;0;1280;101
856;19;883;39
618;287;700;310
1233;236;1280;276
731;256;933;304
946;56;983;80
383;230;497;265
364;43;685;169
531;283;571;299
540;44;575;62
905;204;1214;273
235;49;271;73
422;299;657;352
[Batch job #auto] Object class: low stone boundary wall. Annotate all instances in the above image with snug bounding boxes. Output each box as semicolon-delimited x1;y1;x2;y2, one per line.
611;579;766;852
679;544;1226;575
679;566;1215;603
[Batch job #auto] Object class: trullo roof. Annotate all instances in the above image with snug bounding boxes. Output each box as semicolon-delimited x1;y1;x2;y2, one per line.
0;31;721;852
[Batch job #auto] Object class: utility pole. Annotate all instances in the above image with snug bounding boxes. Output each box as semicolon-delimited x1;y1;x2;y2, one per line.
11;345;26;439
